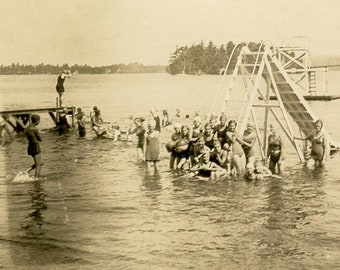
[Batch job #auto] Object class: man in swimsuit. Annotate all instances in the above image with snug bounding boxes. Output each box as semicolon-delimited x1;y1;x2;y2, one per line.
24;114;43;179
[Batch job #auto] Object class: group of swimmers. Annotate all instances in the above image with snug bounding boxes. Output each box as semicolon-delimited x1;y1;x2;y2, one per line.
160;114;329;180
0;105;329;180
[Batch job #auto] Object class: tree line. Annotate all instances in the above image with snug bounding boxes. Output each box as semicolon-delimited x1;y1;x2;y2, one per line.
1;41;263;75
0;62;165;75
166;41;262;75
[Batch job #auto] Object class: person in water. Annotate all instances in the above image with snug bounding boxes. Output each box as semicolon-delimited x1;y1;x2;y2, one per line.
128;117;146;161
75;107;86;137
90;106;106;137
294;119;329;168
191;135;211;167
226;120;245;176
174;125;191;171
150;108;161;133
243;160;272;181
168;123;182;171
203;123;216;150
190;152;227;180
55;70;71;106
210;140;231;175
144;120;160;174
0;115;12;146
58;108;72;135
24;114;43;179
267;124;284;174
240;122;257;167
214;113;228;147
162;110;171;127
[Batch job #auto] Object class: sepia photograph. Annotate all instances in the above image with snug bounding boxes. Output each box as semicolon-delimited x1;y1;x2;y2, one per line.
0;0;340;269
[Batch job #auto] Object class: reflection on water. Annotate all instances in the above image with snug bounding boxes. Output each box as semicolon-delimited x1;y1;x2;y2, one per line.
25;181;48;233
0;75;340;269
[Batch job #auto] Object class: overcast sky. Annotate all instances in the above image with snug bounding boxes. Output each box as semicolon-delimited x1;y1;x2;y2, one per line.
1;0;340;66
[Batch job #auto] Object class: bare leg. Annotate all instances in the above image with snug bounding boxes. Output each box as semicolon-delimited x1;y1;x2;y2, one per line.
169;153;176;170
277;162;282;174
59;93;63;107
153;161;159;173
146;161;151;173
232;154;243;176
33;153;42;178
177;158;186;170
137;148;144;160
269;159;276;174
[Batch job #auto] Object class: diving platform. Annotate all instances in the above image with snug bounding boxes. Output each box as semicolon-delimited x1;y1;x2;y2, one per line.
0;106;76;132
261;95;340;101
222;42;340;162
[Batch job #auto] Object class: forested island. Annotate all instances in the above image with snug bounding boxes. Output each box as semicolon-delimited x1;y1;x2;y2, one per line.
0;63;166;75
0;41;261;75
166;41;262;75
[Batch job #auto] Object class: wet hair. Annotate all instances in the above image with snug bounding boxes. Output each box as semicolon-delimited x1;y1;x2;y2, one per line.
31;114;40;124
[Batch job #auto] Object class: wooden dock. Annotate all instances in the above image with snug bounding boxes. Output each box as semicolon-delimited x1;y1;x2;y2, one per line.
0;106;76;132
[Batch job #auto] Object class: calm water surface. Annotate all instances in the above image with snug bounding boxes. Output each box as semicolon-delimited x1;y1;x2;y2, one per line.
0;74;340;269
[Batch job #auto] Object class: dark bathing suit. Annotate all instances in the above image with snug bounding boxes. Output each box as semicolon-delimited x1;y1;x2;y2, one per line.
56;74;65;93
25;126;42;156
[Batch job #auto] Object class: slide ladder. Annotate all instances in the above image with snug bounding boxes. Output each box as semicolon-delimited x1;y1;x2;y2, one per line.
222;45;339;162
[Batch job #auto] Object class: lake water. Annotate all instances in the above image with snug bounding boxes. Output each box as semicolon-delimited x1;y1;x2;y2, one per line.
0;74;340;269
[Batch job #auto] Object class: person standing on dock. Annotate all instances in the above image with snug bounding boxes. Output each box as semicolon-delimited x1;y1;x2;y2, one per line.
55;70;71;106
24;114;43;179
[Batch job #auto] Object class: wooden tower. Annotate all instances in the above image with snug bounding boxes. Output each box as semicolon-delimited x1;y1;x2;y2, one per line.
221;44;339;162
